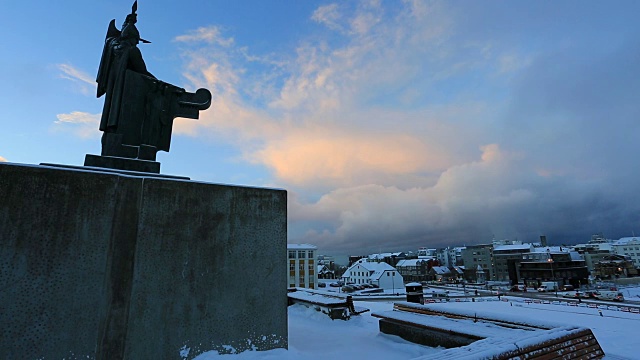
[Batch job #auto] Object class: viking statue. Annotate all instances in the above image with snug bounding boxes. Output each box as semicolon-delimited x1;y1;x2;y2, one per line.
94;1;211;163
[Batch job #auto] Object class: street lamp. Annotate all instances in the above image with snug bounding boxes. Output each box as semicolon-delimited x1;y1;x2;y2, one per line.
547;255;557;297
392;271;395;295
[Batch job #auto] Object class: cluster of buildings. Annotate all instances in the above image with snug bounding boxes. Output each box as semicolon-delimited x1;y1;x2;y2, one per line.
288;234;640;290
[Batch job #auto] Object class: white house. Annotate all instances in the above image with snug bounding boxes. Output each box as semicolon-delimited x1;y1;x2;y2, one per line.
342;258;404;291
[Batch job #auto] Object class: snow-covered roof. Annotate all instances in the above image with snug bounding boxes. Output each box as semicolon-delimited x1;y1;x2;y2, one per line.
368;252;404;259
395;259;426;267
531;246;569;254
493;244;534;252
287;243;318;250
613;237;640;246
317;265;332;272
430;266;451;274
569;251;584;261
343;258;398;279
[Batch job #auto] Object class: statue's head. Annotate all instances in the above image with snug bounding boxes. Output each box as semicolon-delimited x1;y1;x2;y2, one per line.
123;13;138;27
119;2;150;45
121;23;141;45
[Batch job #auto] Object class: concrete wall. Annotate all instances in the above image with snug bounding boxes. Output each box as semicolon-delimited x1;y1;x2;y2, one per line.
0;162;288;359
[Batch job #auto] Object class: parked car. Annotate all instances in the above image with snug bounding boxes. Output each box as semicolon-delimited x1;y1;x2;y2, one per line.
329;282;340;287
510;284;526;292
583;291;600;299
562;285;574;291
598;291;624;302
563;291;584;299
317;282;326;288
341;285;355;292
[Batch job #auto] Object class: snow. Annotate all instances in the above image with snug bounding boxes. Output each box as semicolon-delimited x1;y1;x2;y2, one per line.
194;289;640;359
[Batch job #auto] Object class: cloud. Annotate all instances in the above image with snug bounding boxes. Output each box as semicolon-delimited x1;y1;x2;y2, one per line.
0;156;7;162
171;1;640;253
311;4;343;32
57;64;96;96
174;26;234;46
53;111;101;139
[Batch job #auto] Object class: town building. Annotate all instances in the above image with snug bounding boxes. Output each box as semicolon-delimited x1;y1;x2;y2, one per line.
317;264;336;279
593;254;638;279
342;258;404;291
518;247;588;289
395;259;428;282
461;244;495;281
367;252;407;266
493;243;534;282
571;235;614;274
417;247;437;258
612;237;640;269
435;246;464;268
288;244;317;289
429;266;453;282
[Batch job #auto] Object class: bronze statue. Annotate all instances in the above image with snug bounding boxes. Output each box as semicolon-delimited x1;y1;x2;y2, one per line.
95;1;211;163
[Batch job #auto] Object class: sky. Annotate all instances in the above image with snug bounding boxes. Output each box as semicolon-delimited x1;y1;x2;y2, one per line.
2;1;640;255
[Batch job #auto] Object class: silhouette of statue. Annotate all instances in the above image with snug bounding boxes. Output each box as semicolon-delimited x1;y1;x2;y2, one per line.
94;1;211;164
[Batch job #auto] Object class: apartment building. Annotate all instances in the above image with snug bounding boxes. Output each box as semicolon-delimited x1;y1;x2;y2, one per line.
612;237;640;268
288;244;318;289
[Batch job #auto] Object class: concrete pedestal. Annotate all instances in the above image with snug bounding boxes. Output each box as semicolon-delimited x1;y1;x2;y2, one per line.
0;162;288;359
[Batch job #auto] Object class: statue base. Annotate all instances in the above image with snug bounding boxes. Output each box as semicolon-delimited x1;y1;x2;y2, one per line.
0;162;288;359
84;154;161;174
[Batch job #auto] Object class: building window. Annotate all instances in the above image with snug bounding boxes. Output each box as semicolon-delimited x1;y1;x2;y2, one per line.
289;251;296;259
290;263;295;271
298;251;306;259
308;251;314;259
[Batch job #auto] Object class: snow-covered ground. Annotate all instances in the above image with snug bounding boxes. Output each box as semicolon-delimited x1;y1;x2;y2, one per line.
194;287;640;360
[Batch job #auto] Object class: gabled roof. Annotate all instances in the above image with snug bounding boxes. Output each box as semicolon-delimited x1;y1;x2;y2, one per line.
345;258;398;280
430;266;451;275
395;259;426;267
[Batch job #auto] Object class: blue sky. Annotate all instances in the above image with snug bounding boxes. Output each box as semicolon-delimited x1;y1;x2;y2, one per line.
2;1;640;255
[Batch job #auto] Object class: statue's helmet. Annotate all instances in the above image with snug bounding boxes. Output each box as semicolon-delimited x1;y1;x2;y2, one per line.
121;22;141;42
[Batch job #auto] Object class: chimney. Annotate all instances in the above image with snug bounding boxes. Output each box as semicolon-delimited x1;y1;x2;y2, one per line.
540;235;547;247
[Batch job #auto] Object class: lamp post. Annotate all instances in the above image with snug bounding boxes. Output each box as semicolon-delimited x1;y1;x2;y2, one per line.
547;254;557;298
392;271;395;295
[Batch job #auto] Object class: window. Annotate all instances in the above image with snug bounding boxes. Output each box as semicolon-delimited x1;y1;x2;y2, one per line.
299;264;304;271
298;251;306;259
288;251;296;259
308;251;314;259
290;263;295;271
